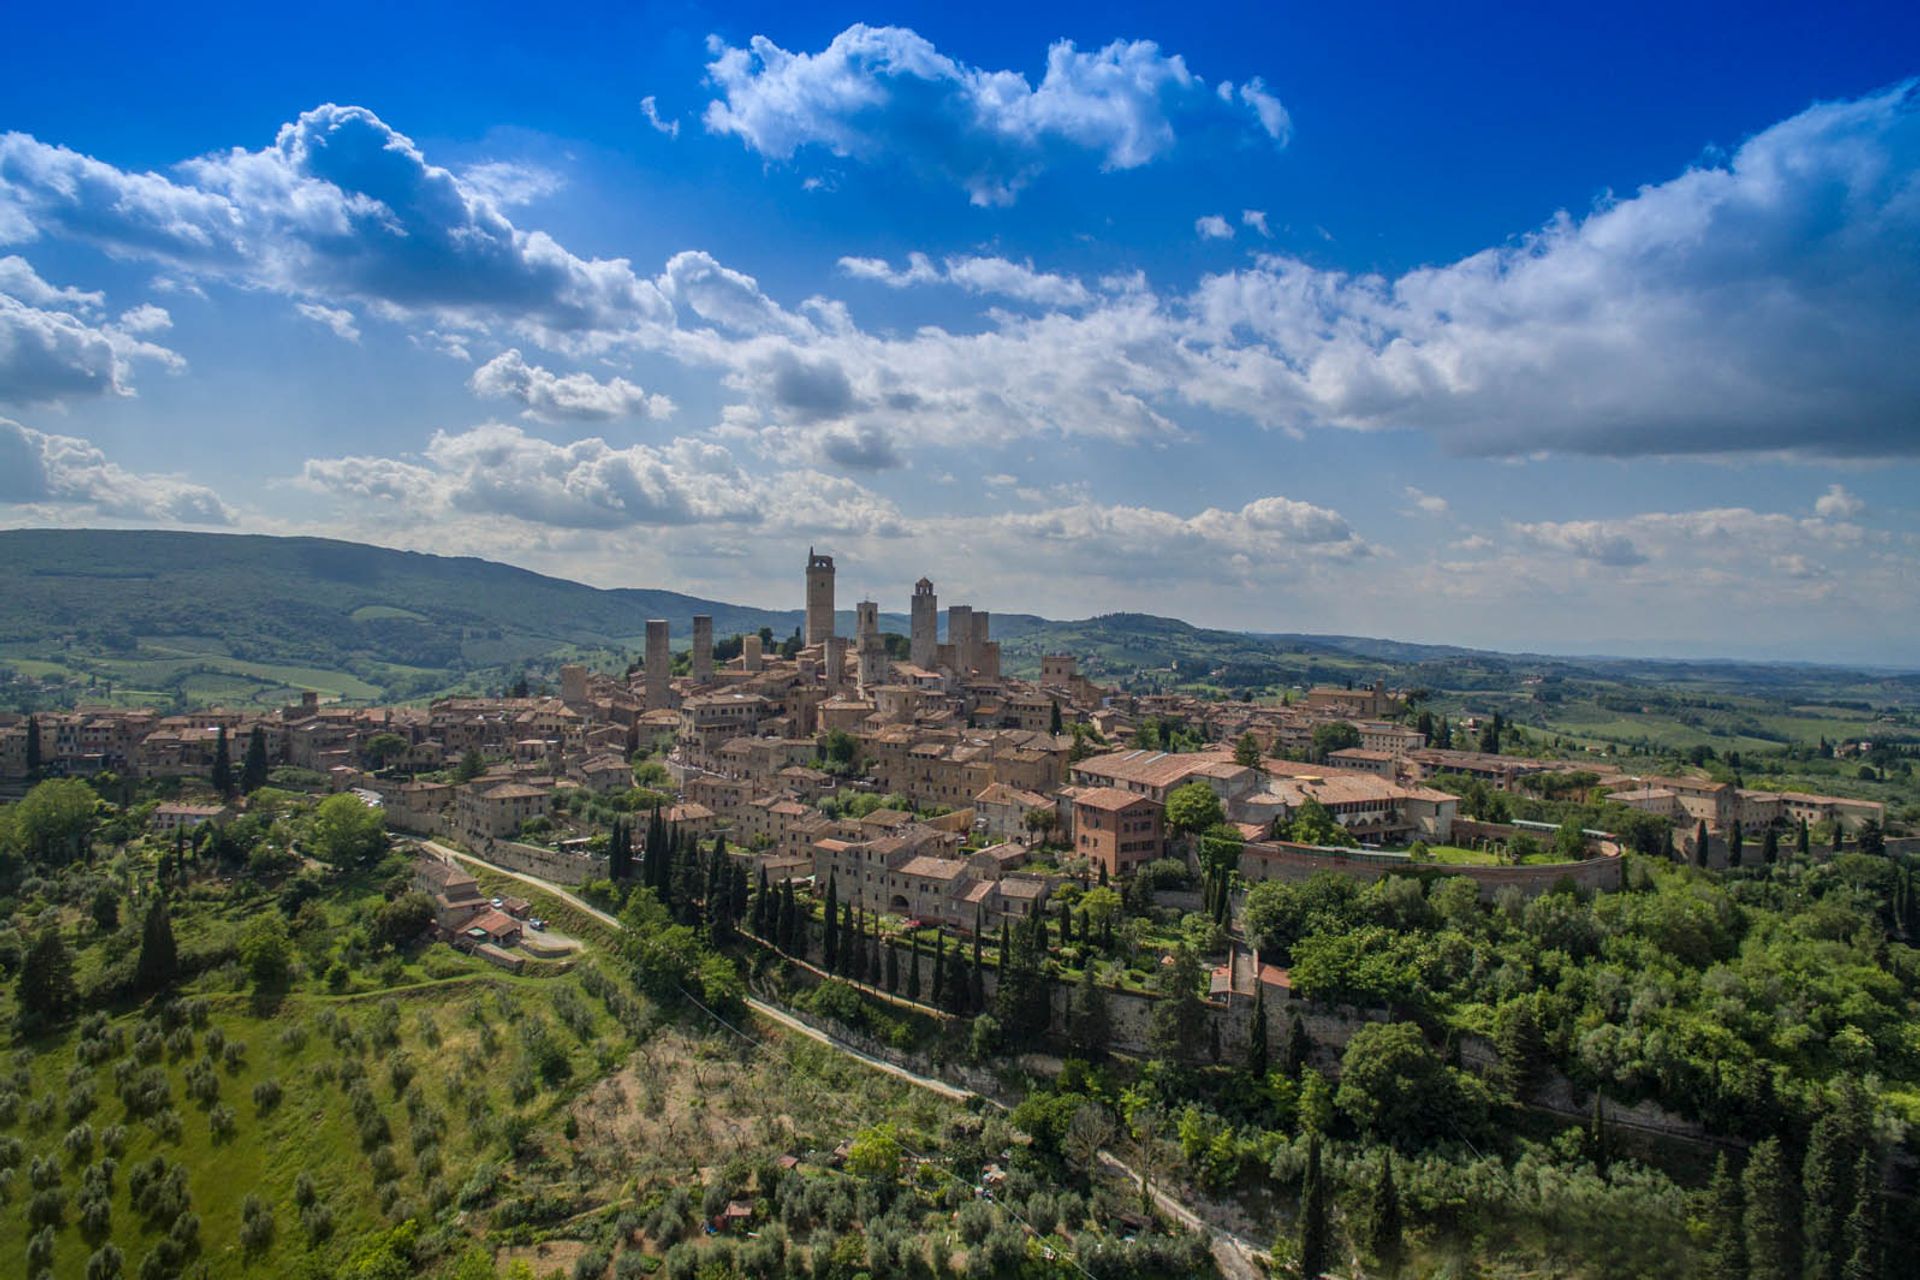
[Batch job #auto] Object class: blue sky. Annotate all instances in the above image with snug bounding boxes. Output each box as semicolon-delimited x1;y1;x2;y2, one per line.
2;2;1917;663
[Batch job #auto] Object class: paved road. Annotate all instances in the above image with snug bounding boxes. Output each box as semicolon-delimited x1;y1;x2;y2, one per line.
420;839;1268;1277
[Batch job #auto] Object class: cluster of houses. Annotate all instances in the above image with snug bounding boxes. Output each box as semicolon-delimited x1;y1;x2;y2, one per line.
0;548;1885;928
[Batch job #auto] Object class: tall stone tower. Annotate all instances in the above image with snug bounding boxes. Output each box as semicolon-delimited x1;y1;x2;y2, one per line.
644;619;671;710
805;548;836;647
691;615;713;684
910;578;937;669
855;599;886;690
948;604;974;675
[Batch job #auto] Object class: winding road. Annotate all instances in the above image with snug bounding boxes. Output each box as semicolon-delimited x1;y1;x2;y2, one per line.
420;839;1268;1280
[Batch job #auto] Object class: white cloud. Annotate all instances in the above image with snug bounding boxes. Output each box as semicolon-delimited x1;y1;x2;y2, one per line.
1813;483;1864;519
702;24;1288;204
458;161;564;208
0;417;231;523
1194;214;1234;240
1180;81;1920;457
469;348;674;421
1403;486;1449;515
640;96;681;139
296;302;361;342
836;251;1092;307
1241;209;1270;237
0;105;674;340
0;258;182;404
298;422;903;536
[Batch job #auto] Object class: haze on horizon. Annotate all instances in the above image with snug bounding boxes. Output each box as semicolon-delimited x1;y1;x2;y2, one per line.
2;1;1917;665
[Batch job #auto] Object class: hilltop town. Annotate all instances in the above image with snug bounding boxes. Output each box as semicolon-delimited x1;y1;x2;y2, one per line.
2;547;1889;935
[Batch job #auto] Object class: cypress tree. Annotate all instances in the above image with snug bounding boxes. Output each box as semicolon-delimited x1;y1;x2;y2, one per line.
1761;825;1779;867
1703;1152;1747;1280
822;876;839;971
1662;824;1677;861
1744;1137;1800;1280
1068;964;1111;1059
1247;989;1269;1079
1803;1096;1863;1280
847;906;864;981
1297;1130;1331;1280
134;896;179;994
752;867;770;937
885;940;899;993
1363;1151;1405;1276
1839;1148;1881;1280
907;935;922;1002
931;934;946;1005
1798;819;1812;859
241;725;269;793
25;714;42;777
1728;821;1745;867
211;724;233;798
17;924;77;1028
998;921;1011;972
1283;1011;1311;1080
1696;820;1712;869
786;884;806;962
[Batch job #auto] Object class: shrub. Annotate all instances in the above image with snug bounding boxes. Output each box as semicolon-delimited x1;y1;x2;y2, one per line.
240;1193;274;1254
252;1077;283;1113
302;1201;333;1243
86;1243;124;1280
293;1171;317;1206
208;1104;237;1143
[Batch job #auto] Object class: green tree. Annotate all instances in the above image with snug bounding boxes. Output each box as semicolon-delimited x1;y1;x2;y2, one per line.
1839;1148;1881;1280
1743;1137;1800;1280
1068;964;1111;1060
846;1123;903;1179
307;793;387;866
241;726;270;794
1050;701;1065;736
453;749;485;783
1703;1152;1747;1280
1311;721;1362;760
16;923;78;1028
1282;797;1354;848
211;725;233;797
1760;824;1779;867
361;733;410;772
14;778;99;864
239;913;294;989
1728;821;1745;867
1363;1150;1406;1275
1334;1022;1479;1144
1297;1130;1332;1279
1553;816;1588;861
372;893;435;950
1246;989;1270;1080
1147;946;1207;1060
1283;1010;1311;1080
1803;1095;1864;1280
1165;782;1224;837
1494;997;1548;1098
134;897;179;994
1234;732;1262;767
1696;820;1712;869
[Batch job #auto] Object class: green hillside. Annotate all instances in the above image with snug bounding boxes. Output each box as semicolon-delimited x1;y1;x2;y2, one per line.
0;530;810;707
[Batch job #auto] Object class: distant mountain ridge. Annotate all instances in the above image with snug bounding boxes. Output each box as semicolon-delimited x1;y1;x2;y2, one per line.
0;528;1914;710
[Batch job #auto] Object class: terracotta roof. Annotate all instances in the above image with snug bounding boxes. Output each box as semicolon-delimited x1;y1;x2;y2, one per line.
1073;786;1159;813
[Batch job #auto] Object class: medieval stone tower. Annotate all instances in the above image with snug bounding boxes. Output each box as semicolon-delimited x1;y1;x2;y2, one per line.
805;548;836;647
910;577;937;669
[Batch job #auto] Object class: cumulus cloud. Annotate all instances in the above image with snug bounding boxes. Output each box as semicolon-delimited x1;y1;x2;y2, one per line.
1814;483;1865;519
1241;209;1270;237
469;348;674;421
0;105;673;340
702;24;1288;204
1182;81;1920;457
1510;505;1870;573
0;257;182;404
837;251;1092;307
296;302;361;342
0;417;231;523
298;423;903;535
640;96;681;139
1403;486;1449;515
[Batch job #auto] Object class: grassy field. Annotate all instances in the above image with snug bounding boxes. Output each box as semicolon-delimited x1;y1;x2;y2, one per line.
0;960;641;1280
